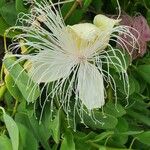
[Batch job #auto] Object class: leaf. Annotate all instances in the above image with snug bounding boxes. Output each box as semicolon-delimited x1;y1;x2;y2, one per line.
0;16;10;36
4;90;14;109
83;0;93;9
0;0;5;8
0;107;19;150
0;83;6;100
4;57;40;103
16;0;28;13
15;112;51;150
137;65;150;84
0;2;18;26
5;74;25;101
83;111;118;129
90;131;114;142
127;110;150;126
136;131;150;146
66;9;84;25
121;131;144;135
28;115;51;150
0;135;13;150
60;130;75;150
61;0;92;25
104;102;126;118
144;0;150;9
115;118;128;133
50;110;60;143
74;131;97;150
146;10;150;25
91;0;103;13
17;122;38;150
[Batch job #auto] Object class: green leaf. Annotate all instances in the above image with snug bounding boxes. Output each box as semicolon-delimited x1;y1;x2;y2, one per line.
136;131;150;146
5;74;25;101
0;2;18;26
121;130;144;135
61;130;75;150
0;16;10;37
90;131;114;142
50;110;60;143
83;0;93;9
0;107;19;150
16;0;28;13
0;135;13;150
4;114;19;150
137;65;150;84
104;102;126;118
83;111;118;129
15;112;51;150
0;0;5;8
66;9;84;25
127;109;150;126
28;115;51;150
17;123;38;150
4;57;40;103
0;83;6;100
4;90;14;108
115;118;128;133
144;0;150;9
146;10;150;25
91;0;103;13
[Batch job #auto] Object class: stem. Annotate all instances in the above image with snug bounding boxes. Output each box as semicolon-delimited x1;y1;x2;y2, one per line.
87;141;131;150
64;1;78;21
0;64;4;82
11;99;19;117
107;85;113;102
129;137;137;150
4;31;8;53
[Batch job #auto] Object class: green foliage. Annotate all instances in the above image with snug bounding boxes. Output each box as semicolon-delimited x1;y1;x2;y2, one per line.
0;0;150;150
0;135;12;150
4;57;40;103
0;107;19;150
61;131;75;150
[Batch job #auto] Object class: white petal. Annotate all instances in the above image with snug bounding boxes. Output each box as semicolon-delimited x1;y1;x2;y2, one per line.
77;62;105;110
29;50;75;83
93;14;121;31
67;23;100;42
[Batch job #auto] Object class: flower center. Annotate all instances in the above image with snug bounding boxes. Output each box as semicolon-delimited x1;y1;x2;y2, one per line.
77;55;86;63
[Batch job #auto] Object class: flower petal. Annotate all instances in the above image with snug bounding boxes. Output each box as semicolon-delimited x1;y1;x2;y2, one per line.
29;50;75;83
93;14;121;31
77;62;105;110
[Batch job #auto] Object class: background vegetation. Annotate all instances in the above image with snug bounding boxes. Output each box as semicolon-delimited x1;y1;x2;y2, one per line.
0;0;150;150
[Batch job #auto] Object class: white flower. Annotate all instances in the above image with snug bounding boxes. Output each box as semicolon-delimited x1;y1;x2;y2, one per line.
6;0;138;122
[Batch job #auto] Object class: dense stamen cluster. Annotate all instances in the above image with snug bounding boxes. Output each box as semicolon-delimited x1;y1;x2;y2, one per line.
5;0;139;127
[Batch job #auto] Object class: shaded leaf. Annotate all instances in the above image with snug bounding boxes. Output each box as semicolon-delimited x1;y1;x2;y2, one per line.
16;0;28;13
137;65;150;84
17;123;38;150
90;131;114;142
50;110;60;143
136;131;150;146
0;2;18;26
61;130;75;150
0;107;19;150
83;111;118;129
4;57;40;103
104;102;126;118
5;74;24;101
0;135;12;150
